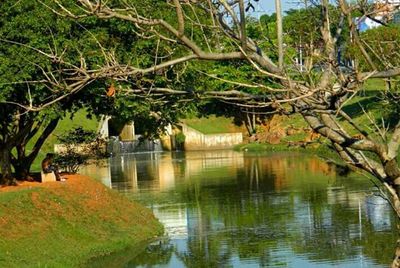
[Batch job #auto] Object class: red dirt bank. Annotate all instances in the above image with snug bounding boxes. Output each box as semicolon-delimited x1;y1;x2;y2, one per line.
0;174;86;192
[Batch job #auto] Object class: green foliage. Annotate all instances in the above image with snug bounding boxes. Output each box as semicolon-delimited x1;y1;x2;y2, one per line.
109;95;191;139
283;5;349;63
55;153;89;174
30;110;99;172
55;127;105;173
57;127;97;145
0;0;192;179
175;132;186;145
0;0;111;180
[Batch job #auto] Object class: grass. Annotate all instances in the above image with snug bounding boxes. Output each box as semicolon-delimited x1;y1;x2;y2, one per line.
362;78;386;91
182;115;245;134
0;175;163;267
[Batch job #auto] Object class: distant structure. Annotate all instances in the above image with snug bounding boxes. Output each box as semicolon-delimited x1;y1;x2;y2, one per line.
374;0;400;16
356;0;400;32
356;17;381;32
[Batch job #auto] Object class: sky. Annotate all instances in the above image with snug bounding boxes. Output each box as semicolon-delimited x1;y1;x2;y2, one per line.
253;0;304;16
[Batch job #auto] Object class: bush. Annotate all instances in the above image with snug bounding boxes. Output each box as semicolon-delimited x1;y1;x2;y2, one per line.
175;132;186;145
174;132;186;151
55;127;106;173
55;153;88;174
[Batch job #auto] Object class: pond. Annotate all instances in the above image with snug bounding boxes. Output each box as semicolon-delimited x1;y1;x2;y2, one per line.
81;150;398;267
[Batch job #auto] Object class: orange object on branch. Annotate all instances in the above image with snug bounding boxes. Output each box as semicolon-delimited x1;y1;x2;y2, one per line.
106;84;116;97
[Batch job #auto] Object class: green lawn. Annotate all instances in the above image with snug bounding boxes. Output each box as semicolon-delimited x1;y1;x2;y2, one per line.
183;115;245;134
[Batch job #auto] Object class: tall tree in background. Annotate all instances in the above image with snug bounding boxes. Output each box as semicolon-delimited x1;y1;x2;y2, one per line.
275;0;284;69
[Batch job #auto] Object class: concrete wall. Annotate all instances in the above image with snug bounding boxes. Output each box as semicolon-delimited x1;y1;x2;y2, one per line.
97;115;111;139
119;122;135;141
107;135;163;154
182;124;243;150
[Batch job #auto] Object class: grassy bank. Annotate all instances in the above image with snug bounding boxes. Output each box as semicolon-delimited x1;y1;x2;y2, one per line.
183;115;245;134
0;174;163;267
234;142;343;163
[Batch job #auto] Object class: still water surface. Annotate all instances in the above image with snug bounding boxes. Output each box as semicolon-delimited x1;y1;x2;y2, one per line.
82;150;398;267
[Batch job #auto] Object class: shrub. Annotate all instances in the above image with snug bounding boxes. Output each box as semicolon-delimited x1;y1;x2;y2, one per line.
175;132;186;145
55;127;106;173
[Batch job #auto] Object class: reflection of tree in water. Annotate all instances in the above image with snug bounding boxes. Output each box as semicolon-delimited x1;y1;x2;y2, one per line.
359;223;398;265
290;215;397;265
174;169;296;267
175;236;232;268
290;203;359;262
191;156;395;266
243;154;339;192
290;192;398;265
174;179;233;268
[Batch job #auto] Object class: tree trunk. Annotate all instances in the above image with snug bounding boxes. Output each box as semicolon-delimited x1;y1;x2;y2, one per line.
13;161;31;181
392;239;400;268
0;146;14;185
11;118;59;180
385;78;392;92
245;112;255;136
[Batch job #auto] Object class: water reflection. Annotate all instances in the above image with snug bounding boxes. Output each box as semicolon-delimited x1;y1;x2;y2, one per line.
81;151;398;267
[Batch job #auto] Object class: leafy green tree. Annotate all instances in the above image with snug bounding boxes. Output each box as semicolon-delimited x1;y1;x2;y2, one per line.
0;0;75;183
0;0;124;182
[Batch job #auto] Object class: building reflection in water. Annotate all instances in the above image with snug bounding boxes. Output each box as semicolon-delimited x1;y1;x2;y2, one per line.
80;159;112;188
83;151;245;193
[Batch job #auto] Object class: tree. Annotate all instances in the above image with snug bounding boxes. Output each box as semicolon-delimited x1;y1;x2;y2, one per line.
0;0;75;183
348;24;400;71
0;0;119;183
283;4;349;70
